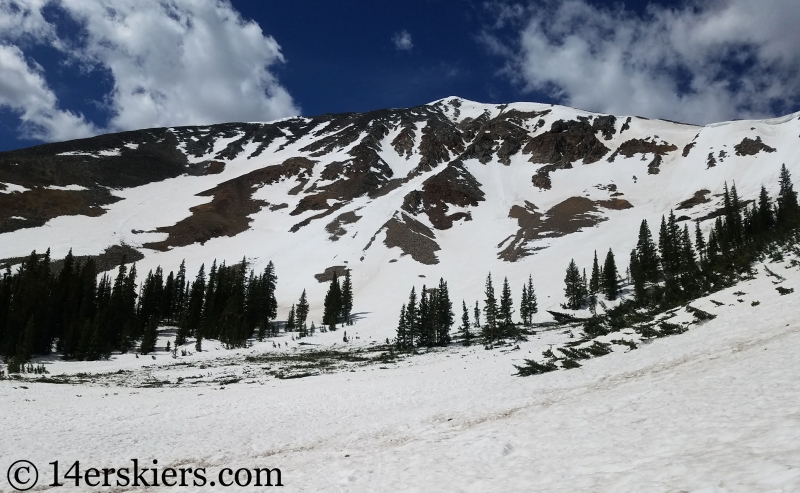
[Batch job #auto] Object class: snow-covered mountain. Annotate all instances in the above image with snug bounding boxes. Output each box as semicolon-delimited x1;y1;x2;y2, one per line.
1;97;797;333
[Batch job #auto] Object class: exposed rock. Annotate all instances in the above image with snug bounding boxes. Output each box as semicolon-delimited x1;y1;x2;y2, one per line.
607;138;678;162
524;119;611;189
402;160;484;229
498;197;632;261
676;189;711;210
524;119;610;166
706;152;717;169
314;265;348;283
0;187;121;234
682;141;696;157
144;157;315;250
734;136;776;156
325;210;362;241
648;154;663;175
382;212;441;265
391;126;416;158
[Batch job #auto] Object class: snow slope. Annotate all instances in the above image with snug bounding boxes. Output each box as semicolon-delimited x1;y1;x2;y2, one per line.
1;256;799;492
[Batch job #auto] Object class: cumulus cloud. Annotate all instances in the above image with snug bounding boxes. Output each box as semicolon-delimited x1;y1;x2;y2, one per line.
0;43;97;141
392;30;413;51
0;0;299;142
484;0;800;124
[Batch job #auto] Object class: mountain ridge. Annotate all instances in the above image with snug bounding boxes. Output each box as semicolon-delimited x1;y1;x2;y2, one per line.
0;96;796;332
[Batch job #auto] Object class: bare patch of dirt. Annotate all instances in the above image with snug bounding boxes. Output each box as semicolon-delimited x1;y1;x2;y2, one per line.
498;196;632;261
325;211;362;241
734;136;776;156
382;212;441;265
676;189;711;210
144;157;315;250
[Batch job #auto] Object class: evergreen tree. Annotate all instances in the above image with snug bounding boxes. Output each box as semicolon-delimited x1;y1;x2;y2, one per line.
590;251;601;294
482;274;499;342
499;277;516;339
296;289;309;330
473;301;481;330
435;278;453;346
636;219;660;283
520;284;529;327
286;304;296;331
694;220;706;263
341;269;353;325
139;319;158;355
459;300;473;345
525;275;537;323
404;287;418;348
322;274;342;330
629;249;646;303
564;259;584;310
757;184;774;233
777;164;798;225
603;249;619;300
396;304;409;349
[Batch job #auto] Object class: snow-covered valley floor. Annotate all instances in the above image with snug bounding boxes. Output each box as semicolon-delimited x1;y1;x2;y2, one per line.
2;257;800;492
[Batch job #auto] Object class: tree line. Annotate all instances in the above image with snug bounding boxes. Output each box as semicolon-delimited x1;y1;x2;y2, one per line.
0;256;289;367
563;164;799;336
396;274;538;349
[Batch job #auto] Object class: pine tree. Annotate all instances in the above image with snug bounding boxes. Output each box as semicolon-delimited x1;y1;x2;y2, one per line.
459;300;473;346
396;304;409;349
404;287;418;348
296;289;309;330
322;274;342;330
499;277;515;339
629;248;646;303
286;304;296;331
590;251;601;294
525;275;537;321
603;249;619;300
636;219;660;283
341;269;353;325
694;220;706;263
777;164;798;225
564;259;583;310
473;301;481;330
435;278;453;346
482;274;499;342
520;283;529;327
757;184;774;233
139;319;158;355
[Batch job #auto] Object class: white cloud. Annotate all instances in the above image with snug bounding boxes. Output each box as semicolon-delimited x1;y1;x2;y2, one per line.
0;43;97;141
0;0;299;142
392;30;413;51
485;0;800;124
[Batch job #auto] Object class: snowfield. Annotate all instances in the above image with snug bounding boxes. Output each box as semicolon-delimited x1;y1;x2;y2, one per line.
2;256;799;492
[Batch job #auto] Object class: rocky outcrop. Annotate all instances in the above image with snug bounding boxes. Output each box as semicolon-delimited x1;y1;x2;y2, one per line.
402;160;484;230
734;136;776;156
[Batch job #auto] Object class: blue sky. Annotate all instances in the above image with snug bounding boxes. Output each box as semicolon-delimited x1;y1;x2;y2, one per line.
0;0;798;152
